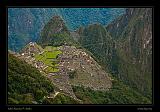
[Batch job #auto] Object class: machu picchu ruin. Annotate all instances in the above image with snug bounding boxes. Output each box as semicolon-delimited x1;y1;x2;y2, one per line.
10;41;112;101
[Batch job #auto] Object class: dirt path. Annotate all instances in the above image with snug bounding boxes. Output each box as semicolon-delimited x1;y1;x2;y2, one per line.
53;91;60;98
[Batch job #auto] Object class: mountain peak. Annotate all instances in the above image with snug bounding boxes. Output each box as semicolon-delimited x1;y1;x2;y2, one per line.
38;15;69;46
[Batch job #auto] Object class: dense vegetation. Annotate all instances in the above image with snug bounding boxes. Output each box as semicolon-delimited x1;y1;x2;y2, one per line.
77;8;152;100
8;52;82;104
48;32;80;47
76;24;120;76
72;75;151;104
106;8;152;99
42;93;81;104
38;16;80;48
8;53;55;104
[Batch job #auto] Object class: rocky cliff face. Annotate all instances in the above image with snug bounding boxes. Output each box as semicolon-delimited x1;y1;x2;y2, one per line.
77;8;152;99
113;8;152;98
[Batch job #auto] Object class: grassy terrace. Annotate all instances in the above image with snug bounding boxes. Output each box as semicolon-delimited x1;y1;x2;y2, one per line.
34;46;62;73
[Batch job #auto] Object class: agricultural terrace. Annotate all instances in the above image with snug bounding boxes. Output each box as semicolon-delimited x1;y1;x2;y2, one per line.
34;46;62;73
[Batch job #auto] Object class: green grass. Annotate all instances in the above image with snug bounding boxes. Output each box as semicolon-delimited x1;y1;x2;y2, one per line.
45;51;62;59
34;46;62;73
44;66;59;73
34;52;45;60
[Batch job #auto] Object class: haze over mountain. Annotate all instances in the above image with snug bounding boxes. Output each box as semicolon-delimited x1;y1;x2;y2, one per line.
8;8;125;52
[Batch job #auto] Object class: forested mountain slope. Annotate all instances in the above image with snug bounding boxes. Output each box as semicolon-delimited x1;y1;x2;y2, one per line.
8;52;81;104
106;8;152;99
38;16;80;47
8;53;54;104
76;8;152;100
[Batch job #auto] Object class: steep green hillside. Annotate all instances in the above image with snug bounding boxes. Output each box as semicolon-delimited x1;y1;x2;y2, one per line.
77;8;152;100
106;8;152;99
76;23;115;72
8;52;79;104
42;93;81;104
8;49;151;104
8;53;55;104
38;16;80;47
72;76;151;104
